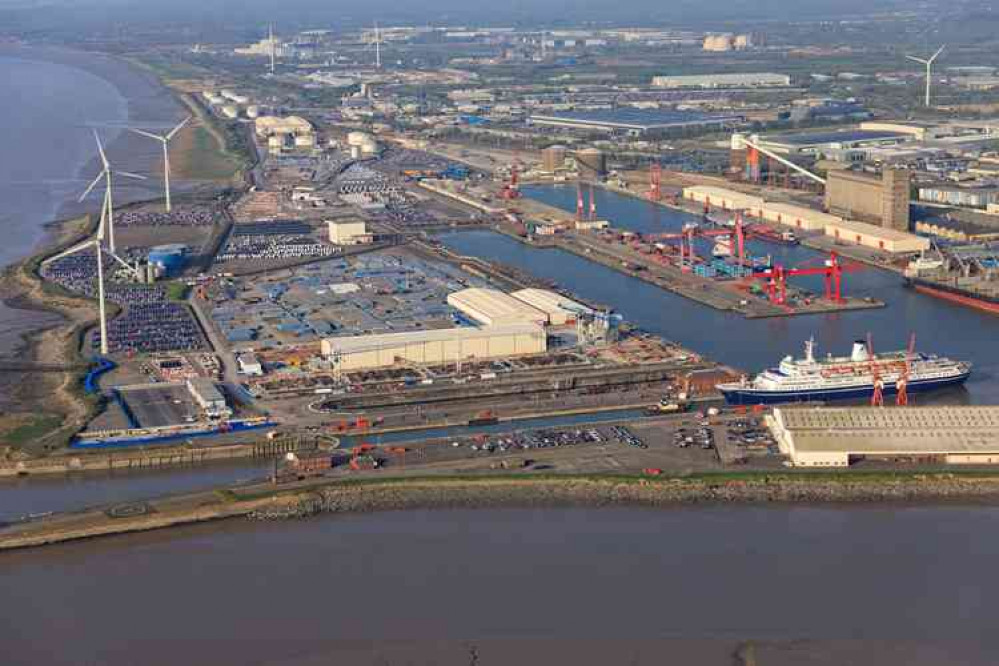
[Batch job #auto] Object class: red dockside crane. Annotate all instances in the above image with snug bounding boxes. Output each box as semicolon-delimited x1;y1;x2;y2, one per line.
576;181;585;220
501;165;521;199
748;251;857;305
647;163;662;201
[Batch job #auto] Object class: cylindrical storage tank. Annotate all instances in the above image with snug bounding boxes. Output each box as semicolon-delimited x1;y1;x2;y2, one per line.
246;105;261;119
350;145;362;159
148;244;187;275
360;138;379;154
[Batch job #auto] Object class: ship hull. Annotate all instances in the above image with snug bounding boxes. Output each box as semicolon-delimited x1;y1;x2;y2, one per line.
719;371;971;405
907;278;999;315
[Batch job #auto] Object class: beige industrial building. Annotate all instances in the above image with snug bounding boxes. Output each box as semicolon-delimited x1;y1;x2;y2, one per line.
755;202;842;231
651;73;788;88
541;145;569;172
682;185;764;211
824;169;911;231
320;324;547;371
254;116;315;155
448;288;548;327
510;289;592;326
327;219;370;245
769;406;999;467
824;219;929;253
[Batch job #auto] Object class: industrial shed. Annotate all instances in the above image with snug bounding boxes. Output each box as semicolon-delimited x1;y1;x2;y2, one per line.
683;186;764;211
769;406;999;467
755;202;840;231
320;324;547;371
510;289;592;326
824;219;929;253
447;288;548;327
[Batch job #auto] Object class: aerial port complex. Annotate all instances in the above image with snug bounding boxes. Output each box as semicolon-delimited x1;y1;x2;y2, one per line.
12;14;999;521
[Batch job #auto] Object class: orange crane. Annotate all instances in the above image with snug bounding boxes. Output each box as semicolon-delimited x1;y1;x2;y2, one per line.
868;333;885;407
896;333;917;406
501;165;521;199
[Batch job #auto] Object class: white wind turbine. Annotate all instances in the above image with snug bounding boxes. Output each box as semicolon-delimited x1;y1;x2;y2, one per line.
48;186;140;356
906;45;945;107
78;130;146;254
129;116;191;213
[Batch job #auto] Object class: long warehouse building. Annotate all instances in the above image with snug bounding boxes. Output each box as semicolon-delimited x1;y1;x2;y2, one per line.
769;406;999;467
320;324;547;371
510;288;592;326
448;288;548;326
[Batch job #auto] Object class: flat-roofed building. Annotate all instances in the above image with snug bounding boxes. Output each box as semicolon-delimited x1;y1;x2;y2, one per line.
682;185;764;211
758;202;841;231
510;289;592;326
186;378;231;419
320;324;547;371
327;219;371;245
652;73;789;88
447;288;548;327
769;406;999;467
824;219;929;253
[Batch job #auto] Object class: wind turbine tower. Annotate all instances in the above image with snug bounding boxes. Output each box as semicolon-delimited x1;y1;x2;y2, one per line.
269;24;276;74
374;22;382;69
51;133;143;354
906;45;945;107
130;116;191;213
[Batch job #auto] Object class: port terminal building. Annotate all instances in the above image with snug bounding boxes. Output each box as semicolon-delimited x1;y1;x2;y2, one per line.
769;406;999;467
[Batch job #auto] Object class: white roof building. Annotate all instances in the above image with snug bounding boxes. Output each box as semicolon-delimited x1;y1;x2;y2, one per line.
770;406;999;467
510;289;592;326
321;324;547;371
447;288;548;327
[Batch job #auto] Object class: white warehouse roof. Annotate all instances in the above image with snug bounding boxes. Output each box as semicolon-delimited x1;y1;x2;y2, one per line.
770;406;999;467
510;289;592;325
448;288;548;327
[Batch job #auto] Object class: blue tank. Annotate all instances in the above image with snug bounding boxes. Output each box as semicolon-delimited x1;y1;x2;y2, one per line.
148;244;187;275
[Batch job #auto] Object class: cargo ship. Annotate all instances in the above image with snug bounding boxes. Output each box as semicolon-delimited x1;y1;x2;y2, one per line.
717;338;971;405
748;225;799;246
904;251;999;315
905;276;999;315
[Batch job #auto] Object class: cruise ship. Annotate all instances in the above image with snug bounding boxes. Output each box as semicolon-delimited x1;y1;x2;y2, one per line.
717;338;971;405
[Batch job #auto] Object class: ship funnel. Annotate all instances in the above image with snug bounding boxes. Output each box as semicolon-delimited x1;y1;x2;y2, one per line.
851;340;869;362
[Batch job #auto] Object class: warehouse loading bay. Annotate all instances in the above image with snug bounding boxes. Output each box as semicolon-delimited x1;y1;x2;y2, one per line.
188;244;733;433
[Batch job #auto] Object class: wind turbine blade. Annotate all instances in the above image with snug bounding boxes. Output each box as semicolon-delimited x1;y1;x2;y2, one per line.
166;116;192;141
78;172;104;201
116;171;147;180
931;44;946;61
47;239;97;263
905;55;927;64
129;127;165;141
93;130;109;169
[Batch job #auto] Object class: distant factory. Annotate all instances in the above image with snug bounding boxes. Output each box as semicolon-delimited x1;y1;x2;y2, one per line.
651;72;789;89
